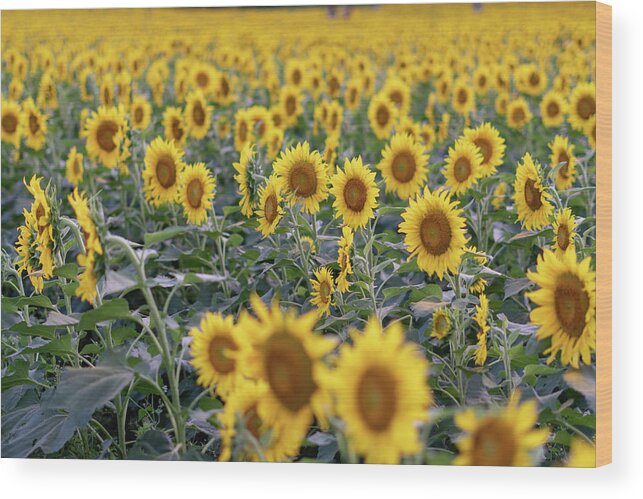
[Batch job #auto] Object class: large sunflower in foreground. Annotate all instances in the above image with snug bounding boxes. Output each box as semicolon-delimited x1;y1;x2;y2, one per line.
273;141;328;214
185;90;212;139
568;82;596;131
143;137;185;206
233;143;257;217
443;139;483;195
399;187;467;279
527;249;596;368
454;392;549;466
84;105;129;169
377;133;429;200
255;175;283;238
513;153;553;231
368;93;398;140
336;226;354;293
462;122;506;177
310;267;334;317
330;156;379;229
549;135;576;191
552;208;577;258
178;162;216;225
189;312;245;399
330;317;431;464
21;97;48;151
1;98;21;147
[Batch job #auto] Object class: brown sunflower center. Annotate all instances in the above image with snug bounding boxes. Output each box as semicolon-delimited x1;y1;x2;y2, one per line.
512;107;525;124
557;223;571;251
328;76;340;95
155;155;177;189
523;178;543;211
343;178;367;212
134;106;144;124
196;71;209;88
243;404;263;440
389;90;403;107
457;88;468;105
285;95;297;116
376;105;390;127
453;157;473;182
219;76;230;97
192;101;205;126
292;69;302;85
547;101;560;117
29;113;40;134
96;121;118;152
186;178;204;208
554;272;589;339
319;280;331;303
171;118;184;142
557;152;570;178
238;121;248;141
289;161;318;198
357;367;397;432
529;72;540;87
420;211;452;256
208;335;238;374
73;157;81;175
474;138;492;164
478;75;487;87
349;88;357;104
2;113;18;134
264;333;316;413
264;193;278;223
391;151;416;183
435;315;448;335
577;95;595;120
471;418;517;466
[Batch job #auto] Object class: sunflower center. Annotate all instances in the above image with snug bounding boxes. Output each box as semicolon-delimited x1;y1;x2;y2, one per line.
239;121;248;141
471;418;517;466
193;101;205;126
29;113;40;134
319;280;331;303
73;158;81;175
171;118;184;141
435;315;448;335
391;151;417;183
357;367;397;432
289;161;318;198
134;106;143;124
478;75;487;87
292;69;302;85
285;95;296;116
420;211;452;256
457;89;467;105
329;76;340;95
577;95;595;120
376;105;390;126
557;223;571;251
2;113;18;134
512;107;525;124
208;335;238;374
196;71;209;88
547;101;560;117
529;72;540;87
155;155;177;189
349;88;357;104
186;178;204;208
474;138;492;164
272;113;282;128
389;91;403;107
557;152;570;178
243;404;263;440
554;272;589;339
523;179;543;211
453;157;473;182
103;87;111;104
264;333;316;414
96;121;118;152
264;193;278;223
220;76;230;96
329;112;339;131
343;178;367;212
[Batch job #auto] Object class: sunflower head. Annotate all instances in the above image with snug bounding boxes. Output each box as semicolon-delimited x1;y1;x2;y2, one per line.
1;98;22;147
255;174;283;238
443;138;483;195
185;90;212;139
549;135;576;191
540;90;567;128
431;308;451;340
368;93;398;140
462;123;506;177
142;136;185;207
507;97;533;129
130;95;151;130
568;81;596;131
513;153;554;231
378;132;429;200
330;156;379;229
178;162;216;225
84;105;130;169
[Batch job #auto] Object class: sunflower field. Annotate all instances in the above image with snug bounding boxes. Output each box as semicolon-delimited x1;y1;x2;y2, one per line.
1;3;598;466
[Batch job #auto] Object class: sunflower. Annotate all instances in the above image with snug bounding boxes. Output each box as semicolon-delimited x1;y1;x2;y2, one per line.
21;98;48;151
214;72;235;106
513;153;554;231
142;137;185;206
233;143;257;217
65;146;84;186
451;78;475;116
238;295;334;440
336;226;354;293
473;66;492;96
437;112;451;143
344;78;362;110
330;317;431;464
310;267;334;317
506;97;533;129
330;156;379;229
322;134;339;176
495;92;509;116
430;308;451;340
233;108;253;152
419;124;436;151
191;62;217;96
454;392;549;466
552;208;577;258
527;249;596;368
84;105;129;169
473;294;490;366
37;71;58;110
585;115;597;150
189;312;245;399
368;93;398;140
540;90;567;128
377;133;428;200
24;175;55;275
382;78;411;116
255;175;283;238
161;106;186;147
517;64;548;96
566;438;596;468
279;85;303;127
492;181;508;210
130;95;151;130
1;98;22;147
185;91;212;139
324;101;343;138
443;139;483;195
549;135;576;191
273;141;328;215
568;82;596;131
399;187;467;279
178;162;216;225
265;127;284;160
462;123;506;177
15;210;44;293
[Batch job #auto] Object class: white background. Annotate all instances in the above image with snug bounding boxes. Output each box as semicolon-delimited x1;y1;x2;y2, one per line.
1;0;641;497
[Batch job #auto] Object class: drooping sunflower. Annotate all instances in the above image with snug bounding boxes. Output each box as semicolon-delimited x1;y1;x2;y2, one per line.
506;97;533;129
454;392;549;466
162;106;187;147
368;93;398;140
273;141;328;215
15;210;45;292
84;105;129;169
330;156;379;229
21;98;48;151
513;153;554;231
549;135;576;191
255;175;283;238
184;90;212;139
462;123;506;177
336;226;354;293
1;98;22;147
233;143;257;217
24;175;54;279
330;317;431;464
189;312;245;399
178;162;216;225
552;208;577;258
142;137;185;206
527;249;596;368
65;146;84;186
568;81;596;131
399;187;467;279
540;90;567;128
377;133;429;200
473;294;490;366
443;139;483;195
130;95;151;130
451;78;475;116
430;308;451;340
310;267;335;317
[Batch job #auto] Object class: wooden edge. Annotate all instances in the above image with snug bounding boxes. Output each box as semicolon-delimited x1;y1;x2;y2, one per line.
595;0;612;468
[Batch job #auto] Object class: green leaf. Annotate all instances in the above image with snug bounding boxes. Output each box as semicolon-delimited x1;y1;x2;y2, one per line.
9;322;58;339
53;263;80;280
2;295;54;314
43;311;79;327
504;277;533;300
78;299;133;330
410;284;442;302
144;226;190;245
